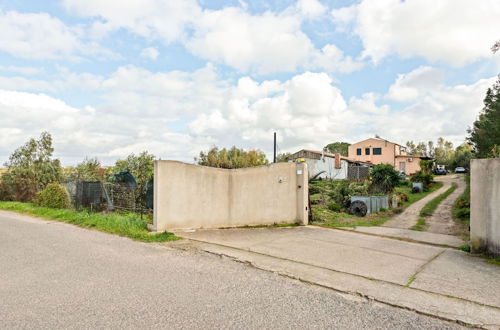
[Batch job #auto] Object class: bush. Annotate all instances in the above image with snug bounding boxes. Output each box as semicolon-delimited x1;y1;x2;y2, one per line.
33;183;70;209
455;208;470;219
327;202;342;212
0;182;14;201
396;192;409;202
309;185;321;195
410;170;434;187
369;164;400;193
348;181;369;195
328;181;352;209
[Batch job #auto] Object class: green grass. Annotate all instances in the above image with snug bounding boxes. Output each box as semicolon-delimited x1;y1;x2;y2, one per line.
311;182;443;228
452;174;470;225
419;183;457;217
411;218;427;231
0;202;180;242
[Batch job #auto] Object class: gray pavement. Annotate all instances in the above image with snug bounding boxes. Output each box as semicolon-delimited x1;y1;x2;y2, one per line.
0;211;466;329
179;225;500;328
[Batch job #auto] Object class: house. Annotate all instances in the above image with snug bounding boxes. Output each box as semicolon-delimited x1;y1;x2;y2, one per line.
289;149;372;180
347;138;430;175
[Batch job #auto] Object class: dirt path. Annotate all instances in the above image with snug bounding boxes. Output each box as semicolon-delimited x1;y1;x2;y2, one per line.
382;175;455;229
426;174;466;235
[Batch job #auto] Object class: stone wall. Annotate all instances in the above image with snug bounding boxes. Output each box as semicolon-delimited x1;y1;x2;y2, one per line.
152;161;308;231
470;158;500;255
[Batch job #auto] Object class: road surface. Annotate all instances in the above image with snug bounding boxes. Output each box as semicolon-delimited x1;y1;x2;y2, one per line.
0;211;463;329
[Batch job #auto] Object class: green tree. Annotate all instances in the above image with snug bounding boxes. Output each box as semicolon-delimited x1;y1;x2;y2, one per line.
112;151;155;194
276;152;291;162
196;146;268;169
467;77;500;158
63;157;103;182
451;144;473;169
323;142;350;156
1;132;61;202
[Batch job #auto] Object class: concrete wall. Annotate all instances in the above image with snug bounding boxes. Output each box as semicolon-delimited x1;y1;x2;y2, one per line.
153;161;308;231
470;158;500;255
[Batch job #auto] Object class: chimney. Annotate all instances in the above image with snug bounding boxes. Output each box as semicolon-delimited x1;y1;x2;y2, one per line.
335;153;341;169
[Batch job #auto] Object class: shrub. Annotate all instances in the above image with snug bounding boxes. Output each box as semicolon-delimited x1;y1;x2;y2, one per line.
328;181;352;209
33;183;70;209
410;170;433;187
309;185;321;195
369;164;400;193
327;202;342;212
396;192;409;202
348;181;369;195
454;208;470;220
0;182;14;201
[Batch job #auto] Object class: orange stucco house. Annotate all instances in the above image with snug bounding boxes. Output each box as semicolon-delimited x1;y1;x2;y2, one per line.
348;138;428;175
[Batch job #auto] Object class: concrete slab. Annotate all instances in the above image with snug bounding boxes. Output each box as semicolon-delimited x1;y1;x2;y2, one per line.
179;226;445;285
177;225;500;328
181;240;500;328
411;249;500;308
344;226;465;248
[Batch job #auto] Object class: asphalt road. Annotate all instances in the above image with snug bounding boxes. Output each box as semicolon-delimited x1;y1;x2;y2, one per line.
0;211;465;329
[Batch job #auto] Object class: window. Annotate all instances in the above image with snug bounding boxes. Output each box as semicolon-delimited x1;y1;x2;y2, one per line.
356;148;362;155
365;148;370;155
373;148;382;155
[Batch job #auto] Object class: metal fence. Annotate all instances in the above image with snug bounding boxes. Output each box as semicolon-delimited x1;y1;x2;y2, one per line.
347;166;370;180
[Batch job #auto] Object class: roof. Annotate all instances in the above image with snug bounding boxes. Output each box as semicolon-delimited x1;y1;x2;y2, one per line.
351;137;403;147
290;149;350;160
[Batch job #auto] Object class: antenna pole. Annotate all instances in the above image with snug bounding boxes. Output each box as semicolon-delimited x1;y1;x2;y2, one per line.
273;132;277;163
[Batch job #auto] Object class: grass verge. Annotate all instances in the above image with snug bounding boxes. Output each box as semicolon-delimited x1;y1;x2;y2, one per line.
0;201;180;242
419;183;457;217
312;182;443;228
411;218;427;231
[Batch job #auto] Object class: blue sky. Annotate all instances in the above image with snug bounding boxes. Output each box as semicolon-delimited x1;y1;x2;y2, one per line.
0;0;499;165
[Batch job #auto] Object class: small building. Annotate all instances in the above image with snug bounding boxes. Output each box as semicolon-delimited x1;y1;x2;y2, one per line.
289;149;372;180
348;137;430;175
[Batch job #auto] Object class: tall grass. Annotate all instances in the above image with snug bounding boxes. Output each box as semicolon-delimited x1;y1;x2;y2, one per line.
0;202;180;242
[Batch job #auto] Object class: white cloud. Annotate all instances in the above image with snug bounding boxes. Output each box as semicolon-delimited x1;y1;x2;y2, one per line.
140;47;159;60
0;65;44;75
1;64;494;165
332;0;500;65
0;11;114;60
62;0;200;43
62;0;363;74
386;66;444;102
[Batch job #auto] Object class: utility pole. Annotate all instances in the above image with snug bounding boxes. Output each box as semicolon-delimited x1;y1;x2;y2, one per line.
273;132;277;163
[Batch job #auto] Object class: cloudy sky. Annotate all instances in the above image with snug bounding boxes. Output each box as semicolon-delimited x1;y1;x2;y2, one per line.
0;0;499;165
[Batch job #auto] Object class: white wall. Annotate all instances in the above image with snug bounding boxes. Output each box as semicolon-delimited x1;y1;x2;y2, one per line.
306;157;348;180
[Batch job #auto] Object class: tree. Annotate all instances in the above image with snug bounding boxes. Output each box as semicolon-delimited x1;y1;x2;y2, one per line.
451;144;473;169
1;132;61;202
196;146;268;169
63;157;103;182
323;142;350;156
467;77;500;158
276;153;291;162
112;151;155;194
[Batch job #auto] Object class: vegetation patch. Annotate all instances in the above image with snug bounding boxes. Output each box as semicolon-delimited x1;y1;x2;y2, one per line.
411;218;427;231
311;180;443;228
452;175;470;226
0;202;180;243
419;184;457;217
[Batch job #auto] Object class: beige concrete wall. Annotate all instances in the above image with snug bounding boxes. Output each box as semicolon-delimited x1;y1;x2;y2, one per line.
470;158;500;256
395;156;422;175
153;161;308;231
